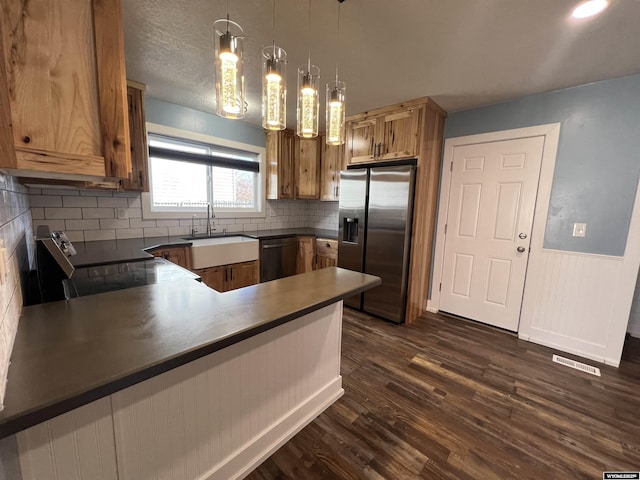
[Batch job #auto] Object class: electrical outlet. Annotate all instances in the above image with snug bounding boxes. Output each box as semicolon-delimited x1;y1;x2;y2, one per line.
572;222;587;238
117;208;128;220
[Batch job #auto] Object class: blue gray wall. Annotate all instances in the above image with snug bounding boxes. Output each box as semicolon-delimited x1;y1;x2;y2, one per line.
444;74;640;256
145;98;266;148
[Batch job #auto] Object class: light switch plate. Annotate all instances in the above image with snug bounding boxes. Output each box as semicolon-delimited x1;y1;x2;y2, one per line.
573;222;587;238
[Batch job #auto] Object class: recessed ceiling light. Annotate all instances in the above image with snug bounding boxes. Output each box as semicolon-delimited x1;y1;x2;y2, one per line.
571;0;609;19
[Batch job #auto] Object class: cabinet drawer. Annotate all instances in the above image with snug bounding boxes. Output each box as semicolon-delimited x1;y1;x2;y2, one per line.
316;239;338;259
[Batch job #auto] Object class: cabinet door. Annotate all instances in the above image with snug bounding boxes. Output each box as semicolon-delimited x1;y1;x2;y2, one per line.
121;84;149;192
200;266;227;292
378;108;420;160
315;238;337;270
150;247;191;270
296;137;320;199
0;0;131;178
320;138;343;201
227;260;259;291
296;237;316;274
266;130;295;199
346;119;376;164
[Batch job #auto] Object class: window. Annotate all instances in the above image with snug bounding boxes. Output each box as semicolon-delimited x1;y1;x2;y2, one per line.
145;130;263;217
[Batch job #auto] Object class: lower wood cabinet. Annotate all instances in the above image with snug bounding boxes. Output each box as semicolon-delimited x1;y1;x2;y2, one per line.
195;260;259;292
296;236;316;274
148;246;191;270
316;238;338;269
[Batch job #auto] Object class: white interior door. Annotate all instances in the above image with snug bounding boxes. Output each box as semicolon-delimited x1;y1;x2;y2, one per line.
439;136;544;331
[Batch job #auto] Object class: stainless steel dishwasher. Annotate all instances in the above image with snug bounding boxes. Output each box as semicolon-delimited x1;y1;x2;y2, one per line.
260;236;298;282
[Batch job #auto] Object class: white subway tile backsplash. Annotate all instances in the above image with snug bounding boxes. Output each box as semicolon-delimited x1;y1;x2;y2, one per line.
65;230;86;242
130;218;157;229
28;191;338;242
123;208;142;219
45;207;82;219
156;220;179;227
42;188;80;196
84;229;116;241
100;218;130;230
62;196;98;208
30;195;62;208
31;207;44;220
144;227;169;237
81;190;112;197
82;208;115;219
0;175;32;406
127;197;142;208
114;191;140;198
168;226;190;236
98;197;128;208
33;219;66;232
66;219;100;231
116;228;144;239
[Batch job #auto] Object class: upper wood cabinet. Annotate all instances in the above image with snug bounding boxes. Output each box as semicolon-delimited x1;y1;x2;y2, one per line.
345;97;448;325
345;107;420;165
266;130;295;199
121;82;149;192
0;0;131;180
295;137;320;199
266;130;320;200
320;136;345;202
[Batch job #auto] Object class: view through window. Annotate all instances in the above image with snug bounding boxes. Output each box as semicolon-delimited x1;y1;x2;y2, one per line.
148;134;260;212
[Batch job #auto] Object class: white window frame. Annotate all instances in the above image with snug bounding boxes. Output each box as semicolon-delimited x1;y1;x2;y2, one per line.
142;123;267;220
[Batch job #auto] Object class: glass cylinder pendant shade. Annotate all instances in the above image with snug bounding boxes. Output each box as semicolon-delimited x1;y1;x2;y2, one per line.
296;64;320;138
261;46;287;130
326;81;346;145
214;18;245;119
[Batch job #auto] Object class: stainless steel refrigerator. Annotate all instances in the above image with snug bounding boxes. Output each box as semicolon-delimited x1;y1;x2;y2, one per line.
338;164;416;324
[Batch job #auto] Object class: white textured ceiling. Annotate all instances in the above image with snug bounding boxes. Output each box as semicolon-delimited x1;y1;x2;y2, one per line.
123;0;640;129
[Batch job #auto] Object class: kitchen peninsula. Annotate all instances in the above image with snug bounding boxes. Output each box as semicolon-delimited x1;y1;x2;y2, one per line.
0;267;379;480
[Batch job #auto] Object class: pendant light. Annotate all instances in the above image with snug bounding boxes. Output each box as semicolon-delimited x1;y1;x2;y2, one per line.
214;2;245;119
297;0;320;138
262;0;287;130
326;0;346;145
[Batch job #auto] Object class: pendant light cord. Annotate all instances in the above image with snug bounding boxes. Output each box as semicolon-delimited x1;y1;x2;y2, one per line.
335;1;341;84
307;0;311;73
272;0;276;51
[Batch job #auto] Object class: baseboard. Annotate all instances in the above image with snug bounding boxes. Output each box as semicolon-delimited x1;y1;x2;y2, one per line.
628;326;640;339
426;300;438;313
518;332;620;368
204;377;344;480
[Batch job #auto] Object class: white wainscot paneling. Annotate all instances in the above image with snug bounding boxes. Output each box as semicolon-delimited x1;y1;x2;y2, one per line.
16;397;118;480
627;271;640;338
111;302;344;480
519;249;625;366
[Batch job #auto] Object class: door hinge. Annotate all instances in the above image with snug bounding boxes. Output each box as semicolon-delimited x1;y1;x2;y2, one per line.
444;224;448;234
439;283;442;292
450;161;453;172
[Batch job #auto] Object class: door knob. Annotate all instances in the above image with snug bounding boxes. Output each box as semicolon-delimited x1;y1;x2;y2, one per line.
519;233;527;239
517;246;526;253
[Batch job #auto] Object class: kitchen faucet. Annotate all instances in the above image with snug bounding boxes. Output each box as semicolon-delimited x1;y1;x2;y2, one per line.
191;214;198;238
206;203;216;236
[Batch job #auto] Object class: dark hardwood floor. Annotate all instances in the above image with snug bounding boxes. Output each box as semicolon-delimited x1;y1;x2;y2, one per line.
247;308;640;480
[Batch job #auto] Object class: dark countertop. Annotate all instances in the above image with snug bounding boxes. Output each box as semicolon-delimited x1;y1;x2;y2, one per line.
71;229;338;267
0;267;379;439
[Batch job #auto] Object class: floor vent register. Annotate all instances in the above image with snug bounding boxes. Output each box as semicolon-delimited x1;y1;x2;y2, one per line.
552;354;601;377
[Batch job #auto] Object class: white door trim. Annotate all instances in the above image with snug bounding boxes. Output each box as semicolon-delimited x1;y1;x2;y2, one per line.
431;123;561;319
